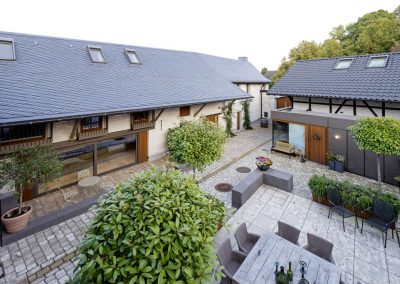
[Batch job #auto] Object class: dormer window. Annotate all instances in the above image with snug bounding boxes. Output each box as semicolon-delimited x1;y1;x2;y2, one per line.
334;58;353;69
0;38;15;61
88;45;106;63
367;55;388;68
125;49;140;64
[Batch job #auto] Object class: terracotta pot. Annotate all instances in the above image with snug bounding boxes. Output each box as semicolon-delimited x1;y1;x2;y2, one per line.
311;193;329;206
1;205;32;234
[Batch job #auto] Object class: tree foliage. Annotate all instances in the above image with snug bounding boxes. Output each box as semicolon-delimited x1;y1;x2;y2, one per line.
272;7;400;84
222;101;234;137
0;145;63;214
241;99;252;130
71;168;226;283
350;117;400;155
261;67;268;76
167;119;226;173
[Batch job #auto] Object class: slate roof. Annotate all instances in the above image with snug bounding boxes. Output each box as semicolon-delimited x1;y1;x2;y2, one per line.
0;32;266;126
268;53;400;102
263;70;276;80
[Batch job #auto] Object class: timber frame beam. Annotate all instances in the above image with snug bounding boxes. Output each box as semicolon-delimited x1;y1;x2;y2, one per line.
334;100;348;114
153;109;165;122
194;104;206;117
362;101;378;117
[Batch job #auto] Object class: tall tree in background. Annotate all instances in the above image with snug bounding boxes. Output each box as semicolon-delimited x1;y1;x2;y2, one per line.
272;6;400;84
261;67;268;76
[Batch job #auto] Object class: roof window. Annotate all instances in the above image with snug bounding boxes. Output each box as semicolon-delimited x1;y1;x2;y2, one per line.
125;49;140;64
88;45;106;63
334;58;353;69
0;38;15;60
367;55;388;68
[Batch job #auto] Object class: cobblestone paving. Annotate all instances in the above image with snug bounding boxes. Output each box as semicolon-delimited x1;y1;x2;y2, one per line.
214;185;400;284
1;121;398;283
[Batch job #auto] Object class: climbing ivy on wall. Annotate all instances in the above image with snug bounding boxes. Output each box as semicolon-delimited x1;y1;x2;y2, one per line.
222;100;235;137
241;99;253;130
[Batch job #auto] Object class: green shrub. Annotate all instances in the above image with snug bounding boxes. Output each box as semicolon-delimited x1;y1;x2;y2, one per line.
71;168;226;283
308;175;335;201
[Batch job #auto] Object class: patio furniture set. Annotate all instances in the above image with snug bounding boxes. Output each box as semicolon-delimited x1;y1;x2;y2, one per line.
217;222;339;284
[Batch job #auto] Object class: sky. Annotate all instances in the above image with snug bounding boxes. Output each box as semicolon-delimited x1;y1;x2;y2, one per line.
0;0;398;71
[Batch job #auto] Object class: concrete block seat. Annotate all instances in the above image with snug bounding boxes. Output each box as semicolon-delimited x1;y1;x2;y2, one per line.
232;168;293;208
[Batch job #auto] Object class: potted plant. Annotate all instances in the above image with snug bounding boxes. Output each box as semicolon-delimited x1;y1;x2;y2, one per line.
308;175;331;205
0;145;63;233
256;156;273;171
334;154;345;173
295;149;306;163
326;151;335;170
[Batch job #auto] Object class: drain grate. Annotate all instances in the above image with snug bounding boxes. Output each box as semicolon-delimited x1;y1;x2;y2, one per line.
215;183;233;192
236;166;251;173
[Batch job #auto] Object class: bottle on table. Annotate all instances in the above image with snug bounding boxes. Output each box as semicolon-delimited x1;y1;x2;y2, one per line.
275;266;289;284
287;261;293;281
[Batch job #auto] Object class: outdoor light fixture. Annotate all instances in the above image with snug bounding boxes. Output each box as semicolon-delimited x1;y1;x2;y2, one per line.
334;134;341;139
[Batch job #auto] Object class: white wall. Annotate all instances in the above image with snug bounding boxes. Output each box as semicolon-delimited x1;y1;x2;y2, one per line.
108;114;131;133
52;120;76;142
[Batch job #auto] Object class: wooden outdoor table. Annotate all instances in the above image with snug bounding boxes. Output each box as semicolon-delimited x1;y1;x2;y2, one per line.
77;176;101;196
233;232;341;284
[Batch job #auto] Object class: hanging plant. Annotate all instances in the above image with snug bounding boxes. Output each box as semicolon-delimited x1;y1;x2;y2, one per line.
241;99;253;130
222;100;235;137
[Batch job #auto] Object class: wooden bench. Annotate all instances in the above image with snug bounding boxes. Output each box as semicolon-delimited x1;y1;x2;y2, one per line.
232;169;293;208
273;140;295;154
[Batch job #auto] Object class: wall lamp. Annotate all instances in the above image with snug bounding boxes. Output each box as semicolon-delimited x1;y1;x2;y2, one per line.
334;134;341;140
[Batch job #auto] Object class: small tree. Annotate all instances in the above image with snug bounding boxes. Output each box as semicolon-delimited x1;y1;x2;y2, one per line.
350;117;400;190
71;168;226;283
222;100;235;137
167;119;226;175
241;99;253;130
0;145;63;215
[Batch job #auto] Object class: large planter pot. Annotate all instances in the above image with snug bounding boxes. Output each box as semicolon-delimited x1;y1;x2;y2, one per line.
334;161;344;173
311;193;329;206
328;160;335;170
257;165;270;171
260;118;269;128
1;205;32;233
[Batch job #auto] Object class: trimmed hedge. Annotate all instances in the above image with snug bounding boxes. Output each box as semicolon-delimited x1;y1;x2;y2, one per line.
308;175;400;214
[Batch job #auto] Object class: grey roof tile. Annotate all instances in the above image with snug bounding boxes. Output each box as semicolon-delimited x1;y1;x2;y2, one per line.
0;32;265;125
268;53;400;102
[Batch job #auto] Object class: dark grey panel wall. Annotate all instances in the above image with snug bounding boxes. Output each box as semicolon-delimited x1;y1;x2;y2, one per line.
272;111;329;127
384;155;400;185
328;128;347;166
347;132;365;176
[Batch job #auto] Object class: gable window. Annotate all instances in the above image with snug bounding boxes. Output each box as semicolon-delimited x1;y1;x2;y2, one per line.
0;124;45;142
0;38;15;61
367;55;388;68
125;49;140;64
81;117;102;131
180;106;191;117
133;111;148;122
334;58;353;69
88;46;106;63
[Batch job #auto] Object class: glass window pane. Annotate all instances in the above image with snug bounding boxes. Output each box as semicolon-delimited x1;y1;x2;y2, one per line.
368;57;387;68
0;41;14;60
90;48;105;63
335;59;353;69
128;51;140;64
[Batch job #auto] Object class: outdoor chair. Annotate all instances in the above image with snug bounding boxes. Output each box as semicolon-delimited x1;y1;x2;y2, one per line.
327;187;358;232
304;233;335;264
234;223;260;254
361;197;399;248
217;239;247;282
275;221;300;245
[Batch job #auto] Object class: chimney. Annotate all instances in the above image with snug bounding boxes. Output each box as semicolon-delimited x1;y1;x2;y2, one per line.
238;56;248;62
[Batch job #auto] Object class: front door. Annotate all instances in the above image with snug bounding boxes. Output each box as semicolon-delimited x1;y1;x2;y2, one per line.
206;114;219;124
308;125;327;164
237;112;241;130
137;131;148;163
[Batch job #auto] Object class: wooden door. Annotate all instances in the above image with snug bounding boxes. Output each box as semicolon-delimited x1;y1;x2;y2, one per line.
206;114;219;124
237;112;241;130
276;97;292;109
308;125;327;164
137;131;148;163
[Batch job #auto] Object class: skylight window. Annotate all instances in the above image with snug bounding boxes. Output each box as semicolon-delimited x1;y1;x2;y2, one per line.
367;55;388;68
0;38;15;60
88;45;106;63
334;58;353;69
125;49;140;64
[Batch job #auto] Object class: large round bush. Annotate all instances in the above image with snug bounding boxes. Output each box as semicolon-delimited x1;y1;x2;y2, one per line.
72;168;226;283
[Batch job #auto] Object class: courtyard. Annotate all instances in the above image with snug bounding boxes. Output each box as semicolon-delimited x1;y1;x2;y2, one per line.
0;123;399;284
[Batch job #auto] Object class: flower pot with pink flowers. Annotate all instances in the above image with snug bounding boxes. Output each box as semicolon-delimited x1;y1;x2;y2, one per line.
255;156;273;171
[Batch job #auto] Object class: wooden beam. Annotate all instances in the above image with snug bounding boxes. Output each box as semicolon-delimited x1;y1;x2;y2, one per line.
382;102;386;117
70;119;80;140
308;97;312;111
194;104;207;117
335;100;348;114
153;109;165;122
362;101;378;117
353;100;357;116
329;99;332;113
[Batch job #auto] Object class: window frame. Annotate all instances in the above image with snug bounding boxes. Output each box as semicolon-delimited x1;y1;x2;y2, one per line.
88;45;106;64
132;111;149;122
81;116;103;132
179;106;191;117
366;55;389;68
0;123;46;143
0;37;16;61
333;58;354;70
125;48;141;64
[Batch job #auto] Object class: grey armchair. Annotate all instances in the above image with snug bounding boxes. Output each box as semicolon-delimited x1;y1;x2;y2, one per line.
234;223;260;254
217;239;247;281
304;233;335;264
276;221;300;245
